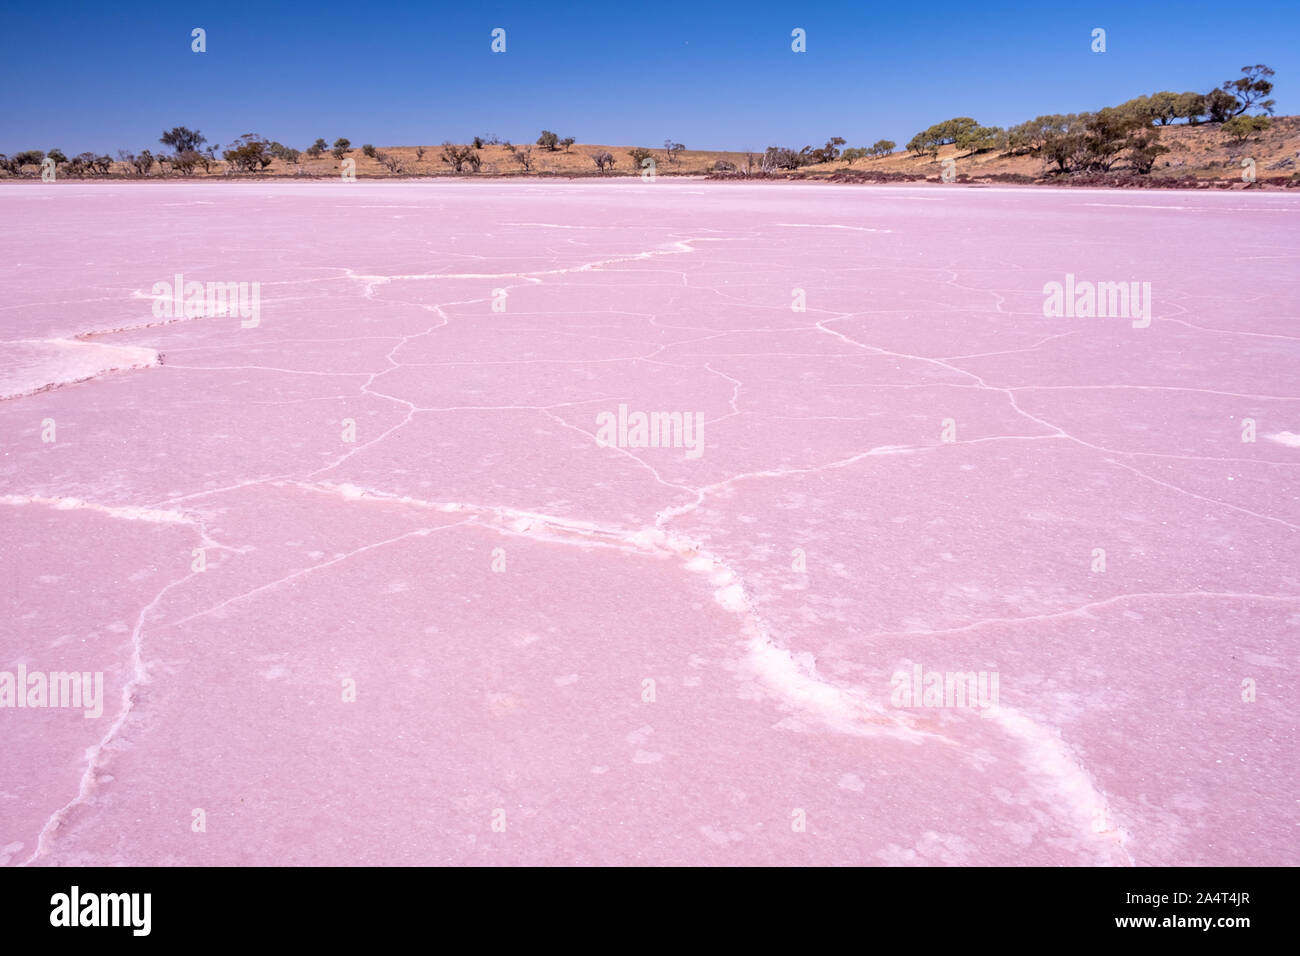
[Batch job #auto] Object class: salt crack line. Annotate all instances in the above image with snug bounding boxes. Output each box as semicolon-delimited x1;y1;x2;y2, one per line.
169;519;471;628
296;480;1135;860
290;479;941;745
276;479;1132;861
860;589;1300;642
813;315;1300;530
339;236;723;287
0;493;247;554
773;223;893;234
21;568;199;866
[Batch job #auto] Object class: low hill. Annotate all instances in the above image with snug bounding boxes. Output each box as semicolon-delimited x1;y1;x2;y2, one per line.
796;115;1300;185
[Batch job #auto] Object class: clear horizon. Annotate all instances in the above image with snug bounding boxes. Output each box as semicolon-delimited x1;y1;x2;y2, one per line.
2;0;1297;156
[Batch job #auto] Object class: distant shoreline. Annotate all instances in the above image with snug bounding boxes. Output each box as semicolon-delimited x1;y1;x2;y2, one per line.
1;174;1293;191
5;114;1297;190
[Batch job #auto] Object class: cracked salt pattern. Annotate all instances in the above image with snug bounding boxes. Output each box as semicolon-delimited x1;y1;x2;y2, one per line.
0;180;1296;866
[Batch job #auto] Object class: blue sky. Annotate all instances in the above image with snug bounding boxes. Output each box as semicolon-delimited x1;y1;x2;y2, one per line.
2;0;1296;155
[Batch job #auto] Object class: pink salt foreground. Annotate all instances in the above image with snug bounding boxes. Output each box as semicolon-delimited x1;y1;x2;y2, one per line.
1;181;1296;866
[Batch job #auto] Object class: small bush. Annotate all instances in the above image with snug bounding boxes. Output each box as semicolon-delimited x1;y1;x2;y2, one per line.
1222;115;1271;143
269;142;301;164
628;147;653;169
223;134;273;174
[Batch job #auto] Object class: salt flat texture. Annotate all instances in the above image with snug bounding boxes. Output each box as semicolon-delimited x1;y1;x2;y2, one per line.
1;180;1296;866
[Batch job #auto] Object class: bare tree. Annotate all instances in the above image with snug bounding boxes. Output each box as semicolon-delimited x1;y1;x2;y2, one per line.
119;149;156;176
514;145;534;172
439;142;481;173
440;141;467;172
160;127;207;155
374;150;405;173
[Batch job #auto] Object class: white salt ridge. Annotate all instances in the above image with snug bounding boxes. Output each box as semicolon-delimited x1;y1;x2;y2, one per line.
0;494;190;525
987;705;1134;865
0;338;158;400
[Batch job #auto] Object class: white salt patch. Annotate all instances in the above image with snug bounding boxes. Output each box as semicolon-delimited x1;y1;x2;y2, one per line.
628;529;667;550
838;773;866;792
714;584;747;612
0;338;159;400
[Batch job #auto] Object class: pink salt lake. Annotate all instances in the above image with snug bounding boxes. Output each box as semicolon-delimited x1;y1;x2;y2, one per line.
1;180;1296;865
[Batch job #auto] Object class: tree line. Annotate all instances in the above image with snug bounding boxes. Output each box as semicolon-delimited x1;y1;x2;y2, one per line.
0;128;592;177
903;65;1275;175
